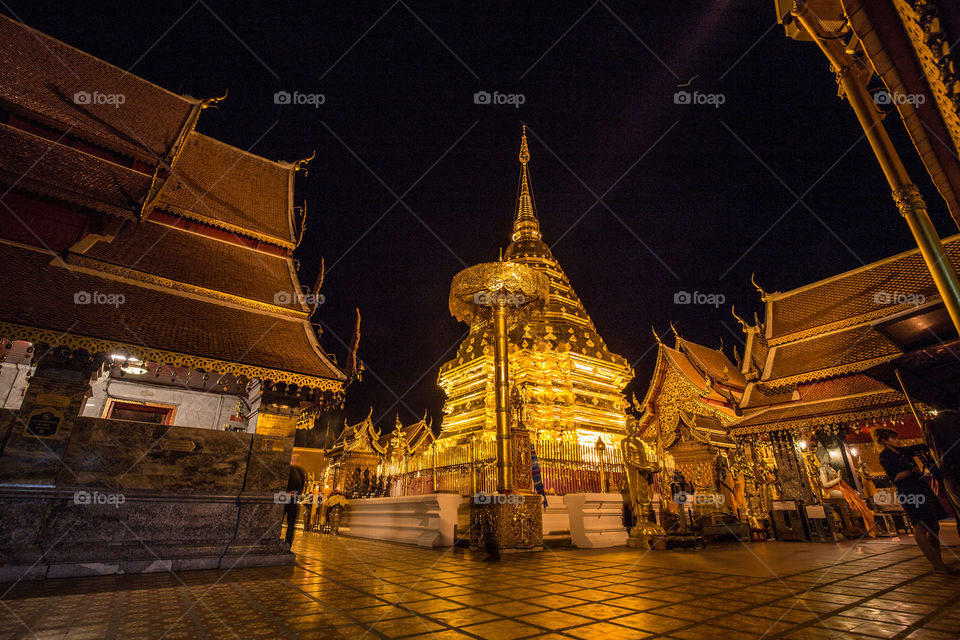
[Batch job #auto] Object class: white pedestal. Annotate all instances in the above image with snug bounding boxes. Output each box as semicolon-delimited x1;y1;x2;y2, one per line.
338;494;462;547
542;503;570;537
564;493;628;548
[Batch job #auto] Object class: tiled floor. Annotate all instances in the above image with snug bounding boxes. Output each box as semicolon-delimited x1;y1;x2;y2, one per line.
2;534;959;639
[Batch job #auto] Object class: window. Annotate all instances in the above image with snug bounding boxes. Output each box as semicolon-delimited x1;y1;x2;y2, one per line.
104;400;176;425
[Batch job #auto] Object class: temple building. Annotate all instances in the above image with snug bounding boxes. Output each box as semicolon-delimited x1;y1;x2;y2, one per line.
635;330;742;491
437;129;634;447
728;239;960;503
325;410;385;492
0;15;347;578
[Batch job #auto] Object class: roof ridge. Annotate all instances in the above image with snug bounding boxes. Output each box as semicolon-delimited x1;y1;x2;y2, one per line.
767;232;960;302
0;14;201;107
189;131;296;171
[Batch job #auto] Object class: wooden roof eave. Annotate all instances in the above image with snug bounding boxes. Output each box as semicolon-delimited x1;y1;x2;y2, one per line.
843;0;960;227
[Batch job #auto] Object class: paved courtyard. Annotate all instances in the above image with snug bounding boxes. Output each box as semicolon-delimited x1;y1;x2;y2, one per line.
2;534;959;640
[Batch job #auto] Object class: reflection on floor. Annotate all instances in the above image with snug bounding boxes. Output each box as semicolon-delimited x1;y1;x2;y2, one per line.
2;532;959;639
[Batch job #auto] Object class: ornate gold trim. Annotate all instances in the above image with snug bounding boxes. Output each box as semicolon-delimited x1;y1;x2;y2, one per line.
153;204;296;250
66;254;308;319
768;302;928;347
760;355;896;390
0;321;343;390
730;403;909;436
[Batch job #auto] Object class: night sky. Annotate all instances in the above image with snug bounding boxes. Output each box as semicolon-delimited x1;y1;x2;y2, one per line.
6;1;955;440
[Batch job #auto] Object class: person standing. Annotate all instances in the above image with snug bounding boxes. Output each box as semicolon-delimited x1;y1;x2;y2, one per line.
921;391;960;522
874;428;956;574
283;455;307;548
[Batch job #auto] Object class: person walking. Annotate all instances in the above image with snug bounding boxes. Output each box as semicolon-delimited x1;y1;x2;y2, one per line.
874;428;956;574
283;455;307;549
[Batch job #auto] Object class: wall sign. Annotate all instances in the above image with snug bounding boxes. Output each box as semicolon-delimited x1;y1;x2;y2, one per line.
24;408;64;438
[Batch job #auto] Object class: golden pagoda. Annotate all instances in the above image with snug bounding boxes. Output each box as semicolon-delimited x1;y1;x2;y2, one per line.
437;127;634;446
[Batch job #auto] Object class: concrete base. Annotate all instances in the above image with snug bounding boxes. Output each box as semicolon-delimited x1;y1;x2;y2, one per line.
564;493;629;548
338;494;463;547
469;496;543;552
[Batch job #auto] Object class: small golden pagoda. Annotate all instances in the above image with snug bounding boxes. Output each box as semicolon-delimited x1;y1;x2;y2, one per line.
437;128;633;447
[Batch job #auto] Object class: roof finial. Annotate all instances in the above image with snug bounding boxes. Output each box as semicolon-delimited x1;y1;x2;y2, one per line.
294;150;316;176
751;273;768;300
512;125;541;242
519;124;530;165
731;305;749;333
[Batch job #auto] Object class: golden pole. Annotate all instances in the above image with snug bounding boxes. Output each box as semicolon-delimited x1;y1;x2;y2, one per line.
792;1;960;333
431;442;437;492
469;436;478;495
893;367;923;427
492;301;513;492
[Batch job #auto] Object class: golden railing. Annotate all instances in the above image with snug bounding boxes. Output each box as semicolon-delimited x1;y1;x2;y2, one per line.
384;439;625;497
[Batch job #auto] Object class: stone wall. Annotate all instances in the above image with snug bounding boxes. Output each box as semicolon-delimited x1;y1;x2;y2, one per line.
0;416;293;581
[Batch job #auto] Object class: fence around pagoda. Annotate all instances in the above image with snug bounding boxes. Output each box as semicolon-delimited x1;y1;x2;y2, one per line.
380;439;626;497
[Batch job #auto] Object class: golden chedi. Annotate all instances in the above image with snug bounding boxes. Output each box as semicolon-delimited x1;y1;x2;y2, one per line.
437;127;633;448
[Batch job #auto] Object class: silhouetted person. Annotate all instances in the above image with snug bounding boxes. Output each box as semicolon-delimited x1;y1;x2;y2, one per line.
284;455;307;548
874;428;956;574
922;391;960;524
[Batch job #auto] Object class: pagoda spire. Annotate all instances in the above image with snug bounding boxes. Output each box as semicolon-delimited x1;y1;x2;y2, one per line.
512;125;542;242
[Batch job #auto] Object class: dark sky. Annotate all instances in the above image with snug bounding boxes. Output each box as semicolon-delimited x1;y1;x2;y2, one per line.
6;1;955;438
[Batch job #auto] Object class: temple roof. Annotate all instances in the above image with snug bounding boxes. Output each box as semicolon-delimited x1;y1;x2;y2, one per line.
329;410;385;456
380;414;435;456
731;389;908;436
153;132;298;247
0;14;200;164
0;123;151;220
0;18;344;389
636;337;741;439
0;241;343;387
674;411;736;449
83;218;307;312
764;234;960;342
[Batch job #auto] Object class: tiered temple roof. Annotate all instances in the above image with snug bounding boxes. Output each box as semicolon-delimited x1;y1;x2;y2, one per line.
379;413;435;456
636;332;743;449
729;236;960;436
328;410;385;457
437;128;633;442
0;15;344;390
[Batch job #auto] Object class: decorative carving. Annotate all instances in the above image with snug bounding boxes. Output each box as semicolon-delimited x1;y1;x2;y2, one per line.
891;183;927;217
0;321;343;391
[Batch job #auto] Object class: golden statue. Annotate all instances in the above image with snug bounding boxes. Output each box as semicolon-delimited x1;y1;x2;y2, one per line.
621;417;665;548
